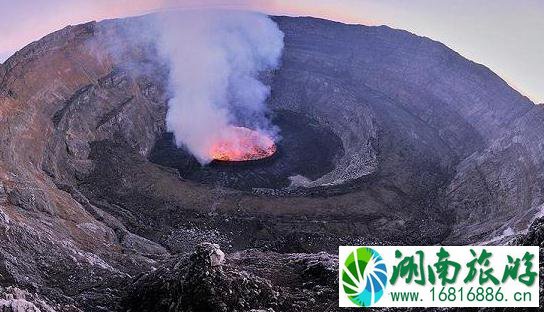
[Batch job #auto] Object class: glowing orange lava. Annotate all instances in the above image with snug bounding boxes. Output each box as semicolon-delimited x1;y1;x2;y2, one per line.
209;126;277;162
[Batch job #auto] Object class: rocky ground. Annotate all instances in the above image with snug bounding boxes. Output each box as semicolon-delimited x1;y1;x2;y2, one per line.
0;14;543;311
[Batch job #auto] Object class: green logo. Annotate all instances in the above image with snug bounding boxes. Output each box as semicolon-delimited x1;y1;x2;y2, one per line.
341;247;388;307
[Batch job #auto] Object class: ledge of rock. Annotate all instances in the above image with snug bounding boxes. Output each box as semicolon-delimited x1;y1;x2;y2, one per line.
0;287;56;312
122;243;337;312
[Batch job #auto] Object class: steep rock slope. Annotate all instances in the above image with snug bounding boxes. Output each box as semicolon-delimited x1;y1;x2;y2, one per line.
444;105;544;243
0;23;138;306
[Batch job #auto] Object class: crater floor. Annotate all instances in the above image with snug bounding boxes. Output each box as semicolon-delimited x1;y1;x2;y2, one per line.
149;109;343;190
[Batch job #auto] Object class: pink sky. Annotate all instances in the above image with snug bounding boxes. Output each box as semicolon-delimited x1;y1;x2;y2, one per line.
1;0;542;102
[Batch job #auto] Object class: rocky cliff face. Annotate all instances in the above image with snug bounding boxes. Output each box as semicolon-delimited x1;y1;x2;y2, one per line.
444;105;544;243
0;14;542;310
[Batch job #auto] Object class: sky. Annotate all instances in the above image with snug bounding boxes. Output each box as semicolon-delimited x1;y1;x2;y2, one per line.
0;0;542;103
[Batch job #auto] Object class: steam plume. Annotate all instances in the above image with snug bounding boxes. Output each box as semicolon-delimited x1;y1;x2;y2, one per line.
156;10;284;164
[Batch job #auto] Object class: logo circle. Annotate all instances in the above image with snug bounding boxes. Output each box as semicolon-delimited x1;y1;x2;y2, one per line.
341;247;387;307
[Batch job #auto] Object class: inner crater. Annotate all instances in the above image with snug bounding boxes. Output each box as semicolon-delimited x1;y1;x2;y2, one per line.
149;110;344;191
209;126;277;162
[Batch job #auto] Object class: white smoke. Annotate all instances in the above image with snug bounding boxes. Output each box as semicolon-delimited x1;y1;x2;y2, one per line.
156;10;284;164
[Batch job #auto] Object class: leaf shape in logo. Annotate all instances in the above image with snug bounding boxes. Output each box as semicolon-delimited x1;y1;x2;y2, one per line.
341;247;387;307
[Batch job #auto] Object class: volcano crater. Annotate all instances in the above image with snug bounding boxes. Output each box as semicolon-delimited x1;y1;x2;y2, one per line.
149;109;344;191
3;14;543;310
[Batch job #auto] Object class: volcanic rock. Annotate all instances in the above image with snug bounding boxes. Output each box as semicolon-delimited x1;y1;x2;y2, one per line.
121;243;337;312
0;287;56;312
